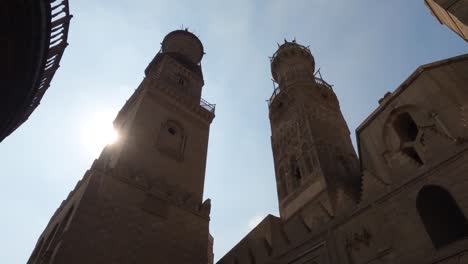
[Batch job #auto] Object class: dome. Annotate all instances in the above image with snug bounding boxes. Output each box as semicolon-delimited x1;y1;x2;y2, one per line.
161;29;204;64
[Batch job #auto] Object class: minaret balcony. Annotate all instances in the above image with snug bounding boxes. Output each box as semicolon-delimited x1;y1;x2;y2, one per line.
200;97;216;113
268;77;333;107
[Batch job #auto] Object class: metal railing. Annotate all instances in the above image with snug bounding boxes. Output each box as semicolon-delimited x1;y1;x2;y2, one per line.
268;77;333;106
314;77;333;89
200;98;216;113
268;86;281;106
22;0;72;123
270;41;312;62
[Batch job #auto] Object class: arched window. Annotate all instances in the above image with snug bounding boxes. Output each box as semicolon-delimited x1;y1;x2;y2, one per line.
417;185;468;248
392;112;424;165
393;112;418;143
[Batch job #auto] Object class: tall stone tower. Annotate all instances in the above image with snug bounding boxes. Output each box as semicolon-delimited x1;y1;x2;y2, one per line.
27;30;215;264
268;40;360;221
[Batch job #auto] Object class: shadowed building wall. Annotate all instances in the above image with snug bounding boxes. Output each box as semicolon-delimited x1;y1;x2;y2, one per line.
218;41;468;263
27;29;215;264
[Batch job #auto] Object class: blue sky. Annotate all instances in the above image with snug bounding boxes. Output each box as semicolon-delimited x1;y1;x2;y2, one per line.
1;1;466;263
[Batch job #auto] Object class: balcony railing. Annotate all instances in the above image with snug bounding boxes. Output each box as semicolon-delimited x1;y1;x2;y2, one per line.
270;41;311;62
268;77;333;106
200;98;216;113
314;77;333;89
23;0;72;123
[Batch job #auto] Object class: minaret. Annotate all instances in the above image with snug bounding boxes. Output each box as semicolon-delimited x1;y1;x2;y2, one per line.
268;40;360;221
27;30;215;264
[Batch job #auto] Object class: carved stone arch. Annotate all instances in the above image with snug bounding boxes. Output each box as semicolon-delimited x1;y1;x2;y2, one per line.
156;119;186;161
382;105;424;151
382;105;432;167
417;185;468;248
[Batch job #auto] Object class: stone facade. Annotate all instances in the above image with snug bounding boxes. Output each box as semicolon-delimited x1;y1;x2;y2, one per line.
268;41;361;222
26;6;468;264
217;40;468;264
27;30;215;264
425;0;468;41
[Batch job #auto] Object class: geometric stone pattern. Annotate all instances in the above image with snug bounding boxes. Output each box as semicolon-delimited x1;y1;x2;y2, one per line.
268;41;361;221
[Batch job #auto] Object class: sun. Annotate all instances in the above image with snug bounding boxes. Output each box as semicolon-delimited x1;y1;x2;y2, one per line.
80;111;119;156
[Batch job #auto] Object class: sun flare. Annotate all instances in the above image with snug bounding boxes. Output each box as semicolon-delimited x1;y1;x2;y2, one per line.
80;111;119;156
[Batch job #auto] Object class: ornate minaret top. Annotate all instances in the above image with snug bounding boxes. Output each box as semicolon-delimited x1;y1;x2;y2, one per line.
143;29;209;104
271;40;315;86
268;40;360;221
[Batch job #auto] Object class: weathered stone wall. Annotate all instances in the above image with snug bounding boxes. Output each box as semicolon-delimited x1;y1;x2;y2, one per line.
218;54;468;264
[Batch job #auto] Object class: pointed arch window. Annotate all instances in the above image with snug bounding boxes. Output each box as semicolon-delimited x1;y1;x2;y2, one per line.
417;185;468;248
393;112;418;143
392;112;424;166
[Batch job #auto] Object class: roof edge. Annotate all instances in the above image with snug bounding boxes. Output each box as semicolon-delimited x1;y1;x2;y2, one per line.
356;53;468;135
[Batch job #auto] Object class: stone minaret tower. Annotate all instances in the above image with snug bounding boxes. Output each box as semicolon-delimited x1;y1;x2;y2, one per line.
27;30;215;264
268;40;360;221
